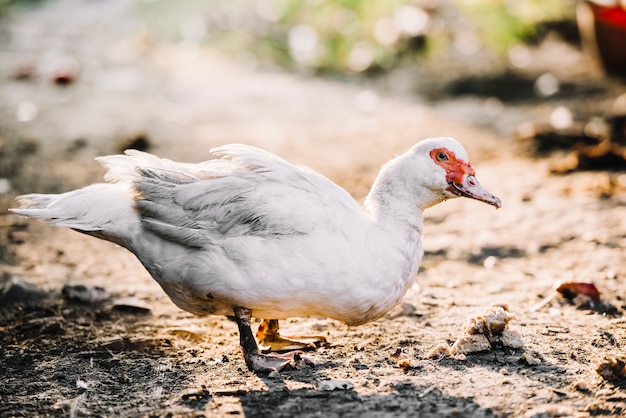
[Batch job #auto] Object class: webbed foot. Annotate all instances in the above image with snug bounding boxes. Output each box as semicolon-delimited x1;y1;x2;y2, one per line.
246;351;315;373
233;307;316;373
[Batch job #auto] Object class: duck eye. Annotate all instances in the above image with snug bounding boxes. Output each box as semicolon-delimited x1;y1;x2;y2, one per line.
436;152;449;162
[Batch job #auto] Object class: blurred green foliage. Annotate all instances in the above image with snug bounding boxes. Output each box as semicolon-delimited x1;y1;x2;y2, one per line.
136;0;429;74
0;0;45;14
1;0;575;74
135;0;576;75
456;0;574;52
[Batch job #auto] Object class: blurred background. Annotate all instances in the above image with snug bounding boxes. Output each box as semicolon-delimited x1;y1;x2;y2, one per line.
0;0;625;199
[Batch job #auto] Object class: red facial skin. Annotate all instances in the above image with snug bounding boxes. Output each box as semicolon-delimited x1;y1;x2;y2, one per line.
428;147;502;209
429;148;474;186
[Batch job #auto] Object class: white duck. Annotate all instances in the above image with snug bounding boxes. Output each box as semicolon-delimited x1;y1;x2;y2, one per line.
11;137;501;373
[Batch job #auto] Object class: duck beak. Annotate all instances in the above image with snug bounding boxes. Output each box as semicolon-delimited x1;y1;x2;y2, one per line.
447;174;502;209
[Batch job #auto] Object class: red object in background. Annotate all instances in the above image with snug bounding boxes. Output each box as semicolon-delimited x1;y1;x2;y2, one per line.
554;281;601;301
578;1;626;76
595;4;626;26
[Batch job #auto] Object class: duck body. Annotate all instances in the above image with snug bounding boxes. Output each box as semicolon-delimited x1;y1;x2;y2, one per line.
12;137;501;372
141;209;422;326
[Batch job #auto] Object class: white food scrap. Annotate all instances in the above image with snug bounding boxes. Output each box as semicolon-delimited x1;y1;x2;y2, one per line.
461;305;514;338
436;305;525;358
496;329;524;349
450;334;491;355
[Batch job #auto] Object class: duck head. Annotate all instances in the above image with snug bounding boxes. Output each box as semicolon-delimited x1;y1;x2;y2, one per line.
412;137;502;210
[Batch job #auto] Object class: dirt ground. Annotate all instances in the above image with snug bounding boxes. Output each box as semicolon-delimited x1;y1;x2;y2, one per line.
1;1;625;417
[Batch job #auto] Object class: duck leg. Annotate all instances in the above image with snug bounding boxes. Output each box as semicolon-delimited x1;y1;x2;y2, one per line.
233;307;315;373
256;319;327;353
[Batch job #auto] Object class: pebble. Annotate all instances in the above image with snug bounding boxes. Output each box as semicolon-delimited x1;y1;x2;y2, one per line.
62;284;110;304
518;352;542;366
573;380;592;393
0;178;11;194
16;101;38;122
0;274;46;307
317;379;353;391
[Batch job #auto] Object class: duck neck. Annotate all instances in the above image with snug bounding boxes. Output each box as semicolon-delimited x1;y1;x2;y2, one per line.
364;154;442;232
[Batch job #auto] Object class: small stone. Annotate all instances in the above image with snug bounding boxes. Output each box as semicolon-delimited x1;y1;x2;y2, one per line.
0;274;46;308
0;178;11;194
62;285;110;304
427;343;451;359
317;379;353;391
594;355;626;382
397;358;420;370
573;380;592;393
518;352;542;366
16;101;38;122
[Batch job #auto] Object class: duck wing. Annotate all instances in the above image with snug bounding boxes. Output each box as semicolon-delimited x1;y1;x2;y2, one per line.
98;145;363;249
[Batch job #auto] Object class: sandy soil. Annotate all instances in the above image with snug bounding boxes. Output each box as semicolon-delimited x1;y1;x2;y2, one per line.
1;1;625;417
